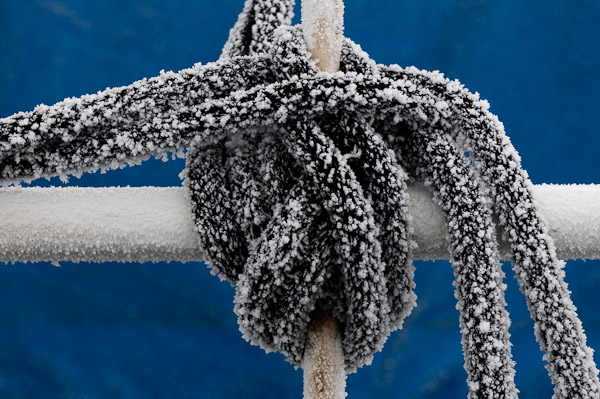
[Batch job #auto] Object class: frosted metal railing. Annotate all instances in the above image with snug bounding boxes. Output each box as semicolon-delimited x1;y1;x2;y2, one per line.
1;184;598;264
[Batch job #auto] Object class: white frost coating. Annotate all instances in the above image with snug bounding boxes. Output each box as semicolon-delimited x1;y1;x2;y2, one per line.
301;0;344;72
531;184;600;261
0;184;598;264
0;186;202;264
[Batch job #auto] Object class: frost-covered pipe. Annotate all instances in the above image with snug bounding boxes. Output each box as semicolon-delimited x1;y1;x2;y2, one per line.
0;186;202;264
301;1;347;398
410;183;600;262
301;0;344;73
0;184;598;264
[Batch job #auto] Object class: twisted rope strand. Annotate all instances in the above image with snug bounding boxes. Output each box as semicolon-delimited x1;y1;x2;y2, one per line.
0;56;273;182
402;126;518;398
392;65;600;398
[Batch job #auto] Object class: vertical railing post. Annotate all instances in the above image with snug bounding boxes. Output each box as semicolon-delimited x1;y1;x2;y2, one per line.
301;1;347;398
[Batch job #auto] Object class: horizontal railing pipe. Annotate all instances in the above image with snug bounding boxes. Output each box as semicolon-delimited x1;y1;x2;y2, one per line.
0;184;598;264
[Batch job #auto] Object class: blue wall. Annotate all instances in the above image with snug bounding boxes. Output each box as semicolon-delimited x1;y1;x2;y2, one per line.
0;1;599;398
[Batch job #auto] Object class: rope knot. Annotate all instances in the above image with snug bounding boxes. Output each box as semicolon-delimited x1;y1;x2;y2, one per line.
185;29;417;371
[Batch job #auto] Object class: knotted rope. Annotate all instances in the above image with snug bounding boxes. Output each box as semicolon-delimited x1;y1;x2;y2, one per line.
186;26;416;371
183;25;600;398
1;15;598;399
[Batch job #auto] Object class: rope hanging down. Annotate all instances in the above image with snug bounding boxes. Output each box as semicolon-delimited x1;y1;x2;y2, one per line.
0;0;598;397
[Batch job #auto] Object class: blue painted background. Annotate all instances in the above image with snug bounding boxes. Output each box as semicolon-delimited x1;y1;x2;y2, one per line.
0;1;599;398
